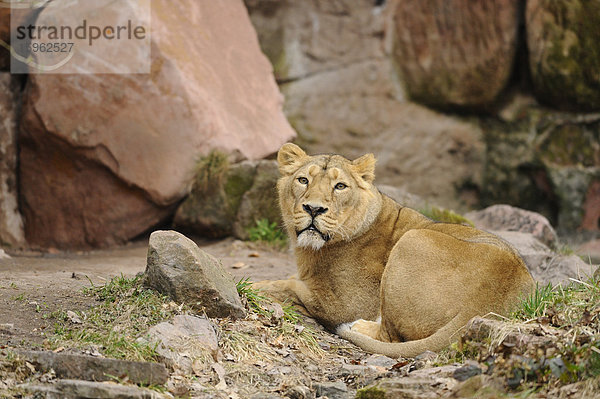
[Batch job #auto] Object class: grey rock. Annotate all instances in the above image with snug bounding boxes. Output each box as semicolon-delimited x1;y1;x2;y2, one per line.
142;315;218;374
360;376;453;399
286;384;312;399
409;365;462;379
547;165;600;234
377;186;429;212
314;381;348;399
452;363;482;382
233;160;282;240
494;231;596;285
0;74;24;247
174;160;257;239
22;379;168;399
144;230;245;318
17;350;168;385
466;204;558;248
174;159;283;241
527;0;600;111
251;393;286;399
363;354;399;369
340;363;372;377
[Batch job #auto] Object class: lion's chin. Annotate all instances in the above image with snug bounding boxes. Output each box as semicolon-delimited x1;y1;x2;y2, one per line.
296;230;327;251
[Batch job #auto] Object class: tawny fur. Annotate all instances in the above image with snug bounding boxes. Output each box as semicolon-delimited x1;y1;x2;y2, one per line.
254;143;535;358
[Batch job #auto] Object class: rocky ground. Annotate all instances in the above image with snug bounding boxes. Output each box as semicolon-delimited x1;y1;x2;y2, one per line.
0;234;599;398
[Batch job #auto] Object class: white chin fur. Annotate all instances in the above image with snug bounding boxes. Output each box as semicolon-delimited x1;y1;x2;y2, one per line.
296;231;326;250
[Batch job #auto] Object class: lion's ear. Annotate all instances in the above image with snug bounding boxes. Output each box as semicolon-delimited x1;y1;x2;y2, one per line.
352;153;376;183
277;143;308;176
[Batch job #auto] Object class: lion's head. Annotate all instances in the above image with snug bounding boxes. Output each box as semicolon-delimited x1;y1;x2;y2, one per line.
276;143;383;250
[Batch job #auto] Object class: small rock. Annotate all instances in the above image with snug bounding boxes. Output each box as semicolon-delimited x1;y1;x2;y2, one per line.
413;351;438;369
495;231;596;286
410;365;462;379
451;374;505;398
17;350;168;385
66;311;82;324
314;381;348;399
22;379;168;399
466;205;559;248
144;230;245;318
249;251;261;258
0;249;10;260
359;376;447;399
143;315;219;375
364;354;398;369
378;185;428;211
286;384;311;399
340;363;372;377
452;363;482;382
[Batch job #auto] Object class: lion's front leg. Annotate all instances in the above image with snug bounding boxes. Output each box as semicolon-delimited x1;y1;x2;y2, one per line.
252;276;313;316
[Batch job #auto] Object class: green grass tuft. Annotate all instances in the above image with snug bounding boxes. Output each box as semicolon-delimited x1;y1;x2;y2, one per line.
193;151;230;192
512;282;556;320
420;206;474;226
48;274;187;362
247;219;287;247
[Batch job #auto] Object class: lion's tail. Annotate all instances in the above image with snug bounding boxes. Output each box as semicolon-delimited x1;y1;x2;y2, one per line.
336;313;467;358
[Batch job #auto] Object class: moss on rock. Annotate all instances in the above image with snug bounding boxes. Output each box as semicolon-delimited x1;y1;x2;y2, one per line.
527;0;600;111
173;153;257;238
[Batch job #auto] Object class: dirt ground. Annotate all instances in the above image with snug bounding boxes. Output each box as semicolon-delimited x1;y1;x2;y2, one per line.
0;237;297;350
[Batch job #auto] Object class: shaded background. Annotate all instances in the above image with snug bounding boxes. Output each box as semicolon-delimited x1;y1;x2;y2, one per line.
1;0;599;252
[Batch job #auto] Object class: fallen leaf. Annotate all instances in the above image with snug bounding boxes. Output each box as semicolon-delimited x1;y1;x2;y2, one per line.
248;252;260;258
212;362;227;390
25;362;36;374
66;310;82;324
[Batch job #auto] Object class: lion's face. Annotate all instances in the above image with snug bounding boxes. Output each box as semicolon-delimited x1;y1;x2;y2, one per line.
277;143;382;250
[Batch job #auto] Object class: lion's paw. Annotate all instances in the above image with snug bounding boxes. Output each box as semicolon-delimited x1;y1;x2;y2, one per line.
349;319;381;339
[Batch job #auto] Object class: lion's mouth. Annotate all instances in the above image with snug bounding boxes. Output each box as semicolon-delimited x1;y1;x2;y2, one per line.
296;223;331;242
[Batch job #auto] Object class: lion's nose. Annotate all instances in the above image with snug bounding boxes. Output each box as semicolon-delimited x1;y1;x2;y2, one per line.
303;204;328;218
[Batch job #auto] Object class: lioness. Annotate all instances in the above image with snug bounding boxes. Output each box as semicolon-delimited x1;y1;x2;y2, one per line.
255;143;534;358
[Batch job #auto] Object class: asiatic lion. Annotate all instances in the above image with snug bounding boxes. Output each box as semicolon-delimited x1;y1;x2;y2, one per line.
255;143;534;358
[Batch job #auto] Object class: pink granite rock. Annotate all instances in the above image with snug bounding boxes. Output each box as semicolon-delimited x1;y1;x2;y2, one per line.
19;0;295;249
393;0;520;109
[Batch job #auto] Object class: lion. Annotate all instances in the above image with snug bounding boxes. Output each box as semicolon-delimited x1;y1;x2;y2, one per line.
255;143;535;358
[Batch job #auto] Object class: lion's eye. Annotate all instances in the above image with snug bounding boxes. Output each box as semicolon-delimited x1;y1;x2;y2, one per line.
297;177;309;185
335;182;348;190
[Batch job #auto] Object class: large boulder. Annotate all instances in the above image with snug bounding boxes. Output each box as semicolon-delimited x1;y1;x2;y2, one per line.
392;0;520;110
0;8;9;70
19;0;295;249
245;0;384;82
526;0;600;111
144;230;246;319
174;159;282;240
466;205;558;248
494;230;595;286
480;104;600;235
0;74;24;247
247;0;485;210
233;160;281;240
0;6;36;71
